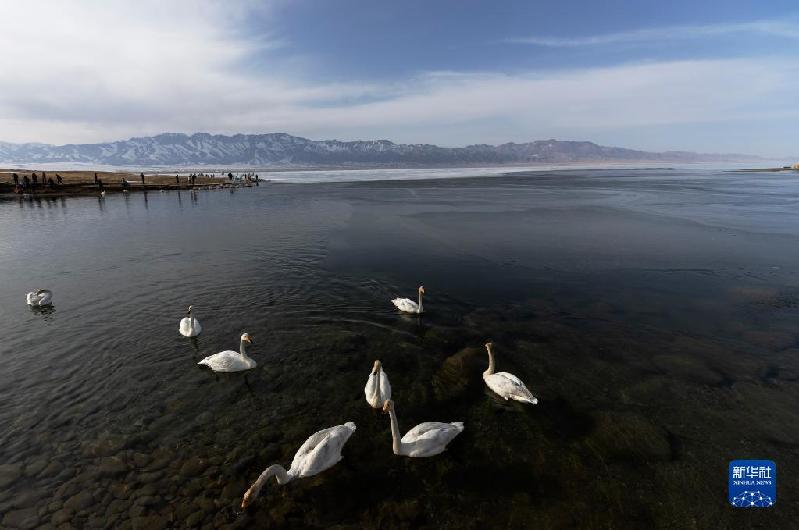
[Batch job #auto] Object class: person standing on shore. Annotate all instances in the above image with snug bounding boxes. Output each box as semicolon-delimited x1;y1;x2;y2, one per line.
98;179;104;192
140;172;145;186
56;174;63;185
12;173;19;186
94;173;98;184
23;175;30;192
176;175;180;186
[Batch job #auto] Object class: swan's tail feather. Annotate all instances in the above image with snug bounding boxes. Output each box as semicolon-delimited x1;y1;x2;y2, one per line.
344;421;356;431
515;394;539;405
451;422;465;432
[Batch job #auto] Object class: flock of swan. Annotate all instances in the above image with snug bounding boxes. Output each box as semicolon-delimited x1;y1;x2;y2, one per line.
26;285;539;510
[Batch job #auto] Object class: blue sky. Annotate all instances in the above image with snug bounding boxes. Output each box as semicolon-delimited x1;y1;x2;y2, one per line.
1;0;797;157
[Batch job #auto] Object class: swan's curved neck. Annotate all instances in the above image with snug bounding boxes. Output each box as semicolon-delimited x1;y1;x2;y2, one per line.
388;407;403;455
245;464;292;503
484;347;495;377
188;311;194;333
374;368;381;396
240;340;249;357
418;291;423;312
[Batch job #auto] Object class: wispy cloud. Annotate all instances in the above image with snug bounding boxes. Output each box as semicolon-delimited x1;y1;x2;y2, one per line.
0;3;797;156
508;20;799;47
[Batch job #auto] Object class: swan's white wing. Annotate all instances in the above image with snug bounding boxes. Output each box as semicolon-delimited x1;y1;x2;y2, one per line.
402;422;463;457
290;422;356;478
485;372;538;404
198;350;254;372
27;290;52;306
364;370;392;408
179;317;202;337
391;298;419;313
364;373;379;407
379;371;392;403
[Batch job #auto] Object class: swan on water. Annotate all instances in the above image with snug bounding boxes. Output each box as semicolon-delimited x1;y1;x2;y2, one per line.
382;400;463;457
198;333;256;372
241;421;356;508
483;342;538;405
26;289;53;307
391;285;424;314
179;305;202;337
364;360;391;409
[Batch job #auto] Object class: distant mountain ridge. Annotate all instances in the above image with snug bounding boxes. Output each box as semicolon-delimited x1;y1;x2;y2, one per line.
0;132;762;167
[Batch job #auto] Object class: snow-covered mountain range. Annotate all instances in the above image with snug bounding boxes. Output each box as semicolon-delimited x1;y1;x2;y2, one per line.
0;132;761;167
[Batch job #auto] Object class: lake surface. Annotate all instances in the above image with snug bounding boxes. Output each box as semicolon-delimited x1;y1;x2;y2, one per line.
0;167;797;529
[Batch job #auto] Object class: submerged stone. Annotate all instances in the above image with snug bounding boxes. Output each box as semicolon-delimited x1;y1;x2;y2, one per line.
0;463;23;488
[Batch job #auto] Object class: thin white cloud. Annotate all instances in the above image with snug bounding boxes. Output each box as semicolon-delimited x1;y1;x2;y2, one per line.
0;3;797;156
509;20;799;47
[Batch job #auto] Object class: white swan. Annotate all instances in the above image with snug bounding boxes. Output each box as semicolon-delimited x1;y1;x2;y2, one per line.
26;289;53;307
483;342;538;405
382;400;463;457
198;333;256;372
179;305;202;337
364;360;391;409
391;285;424;314
241;421;356;508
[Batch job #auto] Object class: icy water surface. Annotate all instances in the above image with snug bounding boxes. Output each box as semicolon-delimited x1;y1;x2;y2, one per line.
0;168;798;529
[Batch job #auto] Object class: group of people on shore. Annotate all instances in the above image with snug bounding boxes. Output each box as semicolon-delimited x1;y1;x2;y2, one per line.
10;172;63;194
8;169;264;195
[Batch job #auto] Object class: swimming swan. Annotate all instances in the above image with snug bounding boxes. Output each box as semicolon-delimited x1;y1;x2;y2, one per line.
26;289;53;307
241;421;356;508
483;342;538;404
391;285;424;314
179;305;202;337
364;360;391;409
198;333;255;372
382;400;463;457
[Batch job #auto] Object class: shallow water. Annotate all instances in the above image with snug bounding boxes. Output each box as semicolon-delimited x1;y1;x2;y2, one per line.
0;168;797;529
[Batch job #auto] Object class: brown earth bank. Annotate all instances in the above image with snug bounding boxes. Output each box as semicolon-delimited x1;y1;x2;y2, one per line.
0;169;252;198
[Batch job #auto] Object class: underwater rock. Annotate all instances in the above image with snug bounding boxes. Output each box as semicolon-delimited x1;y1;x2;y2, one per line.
221;479;247;500
179;457;209;477
41;461;64;478
0;463;23;488
130;514;168;530
110;482;133;500
185;511;204;527
50;508;73;526
81;435;128;458
3;508;40;529
651;353;723;386
588;411;671;462
432;346;482;401
98;456;129;477
63;491;95;512
132;453;150;468
24;459;48;477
